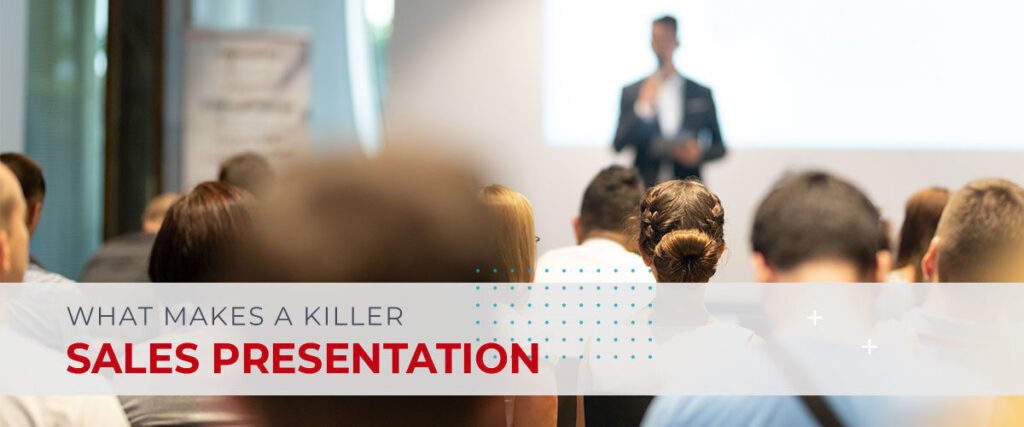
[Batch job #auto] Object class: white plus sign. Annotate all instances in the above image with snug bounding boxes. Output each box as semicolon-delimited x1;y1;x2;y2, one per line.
861;339;878;355
806;310;823;326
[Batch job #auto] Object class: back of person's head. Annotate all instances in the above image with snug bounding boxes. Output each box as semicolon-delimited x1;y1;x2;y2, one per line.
578;166;645;239
0;164;28;283
234;153;501;282
894;187;950;281
752;171;884;282
479;185;536;283
141;193;182;234
924;178;1024;282
0;153;44;205
218;152;273;196
148;182;254;282
0;152;46;236
636;179;724;282
232;153;505;426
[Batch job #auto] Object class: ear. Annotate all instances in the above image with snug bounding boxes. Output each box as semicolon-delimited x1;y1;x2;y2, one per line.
0;230;10;275
874;250;893;283
921;237;941;282
639;246;653;267
572;216;584;245
27;202;42;235
750;252;774;283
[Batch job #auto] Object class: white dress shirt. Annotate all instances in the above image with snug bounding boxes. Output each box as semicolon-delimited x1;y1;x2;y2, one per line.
634;73;685;138
634;73;686;183
534;237;656;283
0;328;130;426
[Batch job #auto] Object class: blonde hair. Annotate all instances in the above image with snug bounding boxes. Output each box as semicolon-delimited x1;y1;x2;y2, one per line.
479;185;536;282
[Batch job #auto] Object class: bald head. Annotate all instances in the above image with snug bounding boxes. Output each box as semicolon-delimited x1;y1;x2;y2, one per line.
0;164;29;282
0;166;19;226
925;178;1024;282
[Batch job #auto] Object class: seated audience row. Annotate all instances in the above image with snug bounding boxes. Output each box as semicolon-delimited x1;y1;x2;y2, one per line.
4;146;1024;426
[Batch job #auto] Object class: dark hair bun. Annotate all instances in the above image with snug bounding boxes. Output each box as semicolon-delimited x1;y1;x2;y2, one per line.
652;229;721;282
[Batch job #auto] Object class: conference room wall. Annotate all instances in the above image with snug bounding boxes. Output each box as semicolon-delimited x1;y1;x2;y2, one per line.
0;0;27;153
387;0;1024;282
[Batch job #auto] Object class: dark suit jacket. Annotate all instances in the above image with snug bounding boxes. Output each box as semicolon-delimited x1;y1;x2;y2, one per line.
613;76;726;186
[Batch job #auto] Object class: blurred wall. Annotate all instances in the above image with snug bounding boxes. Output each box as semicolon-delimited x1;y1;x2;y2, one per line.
387;0;1024;281
0;0;27;153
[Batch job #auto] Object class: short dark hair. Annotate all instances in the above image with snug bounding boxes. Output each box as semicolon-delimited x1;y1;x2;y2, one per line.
148;181;254;282
232;153;502;283
752;171;881;276
653;15;678;38
218;152;273;196
0;152;45;204
580;166;645;236
934;178;1024;282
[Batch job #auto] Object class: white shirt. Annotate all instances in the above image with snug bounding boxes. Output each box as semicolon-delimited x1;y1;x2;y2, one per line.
534;238;655;283
634;73;685;183
0;328;130;426
582;314;761;394
24;261;74;283
634;73;685;138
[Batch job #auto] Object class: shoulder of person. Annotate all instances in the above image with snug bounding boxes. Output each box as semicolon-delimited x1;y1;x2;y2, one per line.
23;265;75;284
623;78;647;93
684;77;713;96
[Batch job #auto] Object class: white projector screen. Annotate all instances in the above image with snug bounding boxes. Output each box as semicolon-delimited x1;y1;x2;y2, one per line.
543;0;1024;149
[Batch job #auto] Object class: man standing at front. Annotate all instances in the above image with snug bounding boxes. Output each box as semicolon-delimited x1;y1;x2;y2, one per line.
613;15;726;186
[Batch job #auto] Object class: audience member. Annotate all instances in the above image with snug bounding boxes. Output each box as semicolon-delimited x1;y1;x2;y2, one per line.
120;183;255;426
218;151;274;197
230;153;510;426
0;152;71;282
904;179;1024;369
921;178;1024;283
750;171;890;283
480;184;537;283
0;164;30;282
642;171;985;427
80;193;180;282
533;166;654;426
478;184;557;427
535;166;654;283
0;163;130;426
891;187;951;282
148;182;253;282
584;179;759;427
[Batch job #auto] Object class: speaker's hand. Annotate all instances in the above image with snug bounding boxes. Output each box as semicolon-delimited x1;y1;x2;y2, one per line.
672;139;703;167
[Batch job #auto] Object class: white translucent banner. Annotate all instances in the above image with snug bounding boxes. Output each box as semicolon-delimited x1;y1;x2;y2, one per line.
1;282;1023;395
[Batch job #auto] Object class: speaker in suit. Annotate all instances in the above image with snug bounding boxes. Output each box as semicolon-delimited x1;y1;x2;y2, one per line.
613;75;726;187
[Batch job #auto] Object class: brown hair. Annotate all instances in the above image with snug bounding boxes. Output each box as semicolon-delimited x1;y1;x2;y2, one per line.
148;182;254;282
579;165;646;236
230;153;507;425
0;152;45;205
894;187;950;281
232;153;501;283
479;185;536;283
218;152;273;196
934;178;1024;282
637;179;724;282
752;171;881;278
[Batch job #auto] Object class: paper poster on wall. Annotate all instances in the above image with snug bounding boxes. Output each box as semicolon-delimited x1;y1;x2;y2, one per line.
183;29;310;189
